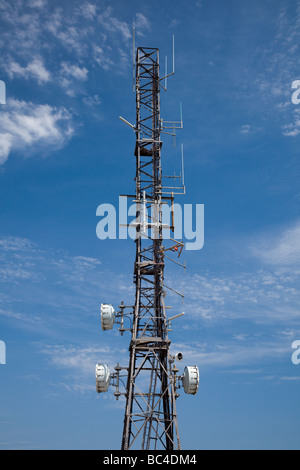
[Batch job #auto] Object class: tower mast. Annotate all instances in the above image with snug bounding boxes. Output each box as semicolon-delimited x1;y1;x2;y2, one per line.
121;46;179;450
95;41;199;452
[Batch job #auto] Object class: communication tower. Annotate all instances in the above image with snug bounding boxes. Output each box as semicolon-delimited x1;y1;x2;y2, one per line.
95;39;199;451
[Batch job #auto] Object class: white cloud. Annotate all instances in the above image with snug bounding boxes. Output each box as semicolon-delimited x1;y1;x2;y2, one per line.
0;236;36;252
0;1;131;90
40;343;128;395
6;58;51;84
77;2;97;20
0;134;13;164
172;338;289;371
280;376;300;381
58;62;89;94
0;232;297;391
82;94;102;106
45;9;88;56
28;0;47;8
253;221;300;265
60;62;89;81
0;234;130;317
0;4;47;61
167;265;300;325
135;13;151;36
240;124;251;134
0;264;35;281
93;45;114;71
250;5;300;136
42;344;110;375
282;118;300;137
0;99;74;164
0;307;44;325
98;7;131;42
71;256;101;267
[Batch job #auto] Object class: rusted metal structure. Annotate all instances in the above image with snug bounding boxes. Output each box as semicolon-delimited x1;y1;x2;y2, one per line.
96;41;199;451
121;46;180;450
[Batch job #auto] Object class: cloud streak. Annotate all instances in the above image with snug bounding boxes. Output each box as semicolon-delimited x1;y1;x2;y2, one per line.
252;221;300;266
0;230;298;394
0;99;74;164
167;266;300;326
5;57;51;84
0;1;148;83
0;234;132;336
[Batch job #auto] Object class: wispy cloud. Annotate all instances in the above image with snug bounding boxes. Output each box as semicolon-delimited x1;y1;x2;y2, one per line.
28;0;48;8
0;1;133;86
45;8;89;56
0;236;36;252
39;342;128;396
92;45;114;71
172;337;289;371
252;3;300;136
281;109;300;136
0;99;74;164
240;124;251;134
168;267;300;326
134;13;151;36
58;62;89;95
252;221;300;266
82;94;102;107
0;235;132;334
42;344;111;375
5;57;51;84
60;62;88;81
0;234;131;395
0;232;297;394
98;7;131;42
0;307;45;326
75;2;97;20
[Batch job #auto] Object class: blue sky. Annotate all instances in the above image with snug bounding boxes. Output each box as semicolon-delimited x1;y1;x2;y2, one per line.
0;0;300;450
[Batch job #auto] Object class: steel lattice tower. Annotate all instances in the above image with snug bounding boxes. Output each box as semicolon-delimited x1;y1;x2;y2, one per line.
121;47;180;450
95;41;199;452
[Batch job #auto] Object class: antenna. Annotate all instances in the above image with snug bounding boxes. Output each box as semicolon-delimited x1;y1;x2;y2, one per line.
168;312;185;322
181;143;185;188
132;21;135;92
161;144;186;195
119;115;135;130
173;34;175;75
159;35;176;85
180;102;183;127
165;55;168;90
